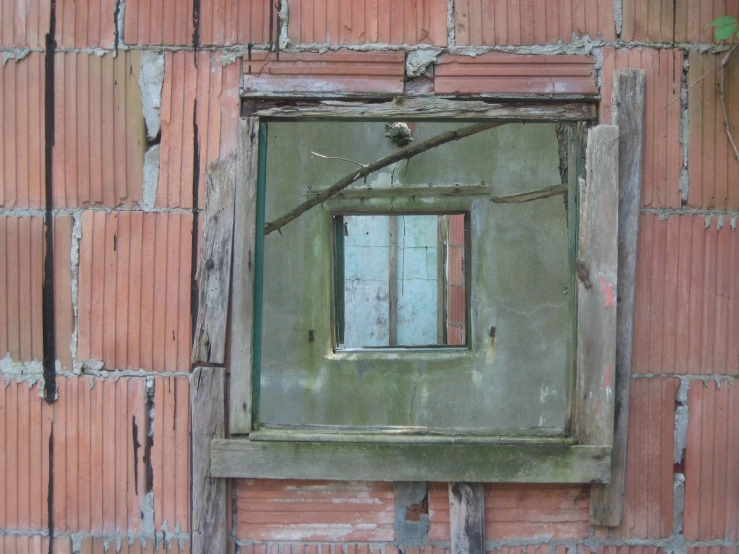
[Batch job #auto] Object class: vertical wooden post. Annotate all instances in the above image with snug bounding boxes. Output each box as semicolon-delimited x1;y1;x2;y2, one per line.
449;483;485;554
229;117;260;434
437;215;449;344
590;69;646;526
191;367;227;554
388;215;398;346
573;124;619;447
191;154;237;365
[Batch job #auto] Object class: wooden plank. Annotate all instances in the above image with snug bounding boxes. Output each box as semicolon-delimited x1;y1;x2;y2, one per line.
229;117;260;434
211;439;611;482
590;69;645;527
191;367;227;554
253;98;597;121
449;483;485;554
573;124;619;448
191;153;237;365
388;215;398;346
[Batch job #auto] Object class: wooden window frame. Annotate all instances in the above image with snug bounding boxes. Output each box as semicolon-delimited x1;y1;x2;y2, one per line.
211;97;619;484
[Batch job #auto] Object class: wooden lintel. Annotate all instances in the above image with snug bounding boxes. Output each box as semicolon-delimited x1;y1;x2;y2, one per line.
589;69;645;527
252;98;597;121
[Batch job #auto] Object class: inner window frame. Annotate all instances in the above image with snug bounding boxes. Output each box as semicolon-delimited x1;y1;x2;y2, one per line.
331;211;472;352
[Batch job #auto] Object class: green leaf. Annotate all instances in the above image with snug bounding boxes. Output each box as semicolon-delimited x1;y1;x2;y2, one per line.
709;15;739;27
714;22;739;40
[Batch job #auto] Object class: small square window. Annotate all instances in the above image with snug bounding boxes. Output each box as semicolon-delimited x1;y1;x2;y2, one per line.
334;213;469;350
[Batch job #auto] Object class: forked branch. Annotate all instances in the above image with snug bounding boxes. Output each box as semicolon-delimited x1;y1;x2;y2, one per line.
264;122;506;236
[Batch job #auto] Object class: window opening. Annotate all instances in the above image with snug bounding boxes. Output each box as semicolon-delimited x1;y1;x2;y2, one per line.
334;213;468;349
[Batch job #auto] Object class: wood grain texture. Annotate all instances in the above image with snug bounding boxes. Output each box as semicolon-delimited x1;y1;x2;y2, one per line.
211;439;611;482
229;118;260;434
253;98;597;121
192;154;237;365
449;483;484;554
590;70;645;526
574;125;619;447
191;367;227;554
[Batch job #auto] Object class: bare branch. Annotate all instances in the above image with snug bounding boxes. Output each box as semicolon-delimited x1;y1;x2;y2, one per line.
491;184;568;204
265;122;506;236
310;151;367;168
719;42;739;161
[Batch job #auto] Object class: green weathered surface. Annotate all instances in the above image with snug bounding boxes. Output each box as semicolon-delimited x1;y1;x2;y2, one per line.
210;438;611;483
259;121;573;432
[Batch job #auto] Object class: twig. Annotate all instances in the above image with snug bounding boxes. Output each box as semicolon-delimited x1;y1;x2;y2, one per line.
490;184;568;204
265;122;505;235
719;42;739;161
311;151;367;168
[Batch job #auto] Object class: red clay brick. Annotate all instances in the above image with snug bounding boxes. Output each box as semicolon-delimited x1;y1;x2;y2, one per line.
77;211;193;371
687;52;739;211
53;52;146;208
0;0;52;48
235;480;395;541
152;376;191;533
631;214;739;376
455;0;615;45
684;381;739;541
434;54;597;95
0;377;147;534
597;378;677;539
429;483;589;540
0;53;45;210
0;216;72;370
621;0;739;43
123;0;192;45
159;51;241;208
242;51;405;95
288;0;447;45
55;0;116;48
601;48;683;209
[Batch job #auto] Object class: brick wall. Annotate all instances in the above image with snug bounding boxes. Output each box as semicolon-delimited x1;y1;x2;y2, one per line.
1;0;738;553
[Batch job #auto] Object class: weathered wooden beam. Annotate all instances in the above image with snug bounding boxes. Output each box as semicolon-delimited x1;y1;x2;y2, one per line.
211;439;611;482
449;483;485;554
573;124;619;447
253;98;597;121
191;367;227;554
229;117;260;434
490;184;567;204
590;69;645;527
192;154;237;365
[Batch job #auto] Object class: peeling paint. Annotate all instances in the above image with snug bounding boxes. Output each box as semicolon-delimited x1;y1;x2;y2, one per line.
599;275;616;307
